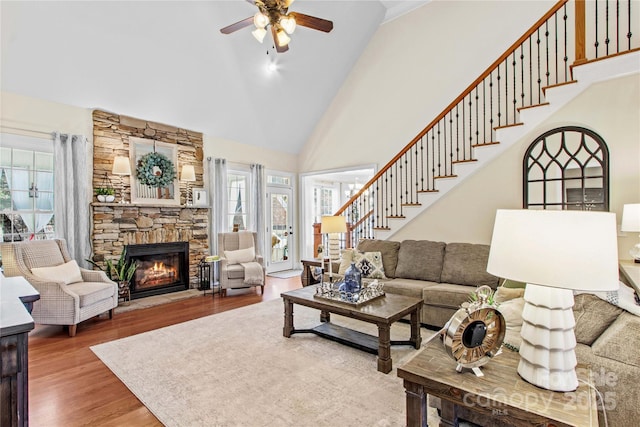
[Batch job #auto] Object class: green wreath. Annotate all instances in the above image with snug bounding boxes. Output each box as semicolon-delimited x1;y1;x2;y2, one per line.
136;152;176;187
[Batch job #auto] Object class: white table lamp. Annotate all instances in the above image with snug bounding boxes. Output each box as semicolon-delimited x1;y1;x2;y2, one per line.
320;215;347;283
181;165;196;206
112;156;131;204
621;203;640;262
487;209;619;391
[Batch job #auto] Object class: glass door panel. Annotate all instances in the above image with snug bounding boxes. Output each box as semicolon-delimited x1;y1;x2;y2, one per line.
267;188;293;272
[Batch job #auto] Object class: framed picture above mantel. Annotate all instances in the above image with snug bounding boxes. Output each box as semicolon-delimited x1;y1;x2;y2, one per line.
129;137;180;206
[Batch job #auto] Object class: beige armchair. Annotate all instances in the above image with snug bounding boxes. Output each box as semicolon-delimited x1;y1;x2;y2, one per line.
1;239;117;337
218;231;265;297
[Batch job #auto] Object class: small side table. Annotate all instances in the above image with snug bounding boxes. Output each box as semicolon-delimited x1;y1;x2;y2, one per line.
200;257;220;296
398;339;598;427
300;259;323;287
117;281;131;305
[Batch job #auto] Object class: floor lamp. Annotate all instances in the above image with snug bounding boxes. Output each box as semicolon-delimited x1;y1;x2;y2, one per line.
112;156;131;204
487;209;618;391
320;215;347;284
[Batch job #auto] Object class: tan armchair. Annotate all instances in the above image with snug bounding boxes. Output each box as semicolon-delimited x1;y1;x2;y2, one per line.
218;231;265;297
1;239;117;337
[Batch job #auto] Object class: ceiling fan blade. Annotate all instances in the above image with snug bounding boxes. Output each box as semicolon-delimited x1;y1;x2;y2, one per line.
289;12;333;33
271;26;290;53
220;16;254;34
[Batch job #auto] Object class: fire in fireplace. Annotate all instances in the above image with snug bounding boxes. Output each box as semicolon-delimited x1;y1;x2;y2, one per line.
125;241;189;299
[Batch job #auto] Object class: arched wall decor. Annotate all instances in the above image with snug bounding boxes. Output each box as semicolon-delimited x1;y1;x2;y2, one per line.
523;126;609;211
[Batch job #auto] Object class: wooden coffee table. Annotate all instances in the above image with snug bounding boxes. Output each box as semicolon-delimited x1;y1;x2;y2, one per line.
281;285;422;373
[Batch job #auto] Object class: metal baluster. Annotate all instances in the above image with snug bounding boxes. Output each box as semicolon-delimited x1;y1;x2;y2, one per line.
520;45;525;108
554;12;559;85
545;21;550;87
512;51;517;121
606;0;610;55
504;58;509;124
564;5;568;82
628;0;632;50
420;137;425;191
537;28;542;103
483;78;487;144
595;0;600;58
468;94;473;153
497;65;502;127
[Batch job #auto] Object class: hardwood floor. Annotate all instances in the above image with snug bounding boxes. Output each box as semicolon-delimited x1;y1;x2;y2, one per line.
28;276;302;426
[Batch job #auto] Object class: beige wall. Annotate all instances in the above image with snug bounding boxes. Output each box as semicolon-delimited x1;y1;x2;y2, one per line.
298;0;556;173
392;73;640;260
202;135;297;172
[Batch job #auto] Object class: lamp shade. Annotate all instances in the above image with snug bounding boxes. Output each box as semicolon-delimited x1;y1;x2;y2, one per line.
621;203;640;232
321;215;347;234
181;165;196;182
112;156;131;175
487;209;619;292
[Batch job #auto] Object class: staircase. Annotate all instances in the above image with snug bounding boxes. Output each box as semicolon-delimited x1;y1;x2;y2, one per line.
332;0;639;245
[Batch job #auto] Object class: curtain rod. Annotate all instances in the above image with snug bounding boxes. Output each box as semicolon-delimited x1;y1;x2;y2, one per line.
1;125;54;138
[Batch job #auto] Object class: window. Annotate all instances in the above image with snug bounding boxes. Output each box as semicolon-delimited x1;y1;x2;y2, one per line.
524;126;609;211
227;170;249;231
313;186;337;220
0;134;55;242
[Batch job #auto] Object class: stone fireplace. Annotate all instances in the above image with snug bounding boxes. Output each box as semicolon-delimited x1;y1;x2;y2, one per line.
126;242;189;299
90;110;209;294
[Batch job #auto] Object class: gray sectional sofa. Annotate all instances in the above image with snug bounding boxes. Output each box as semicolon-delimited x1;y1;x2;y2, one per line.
329;238;639;426
333;238;499;327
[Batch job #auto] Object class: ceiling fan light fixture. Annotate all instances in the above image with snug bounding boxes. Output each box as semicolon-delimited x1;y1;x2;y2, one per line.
280;16;296;35
253;11;269;29
252;27;267;43
276;29;291;47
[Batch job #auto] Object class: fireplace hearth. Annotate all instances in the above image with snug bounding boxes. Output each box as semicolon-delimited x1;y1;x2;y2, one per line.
126;242;189;299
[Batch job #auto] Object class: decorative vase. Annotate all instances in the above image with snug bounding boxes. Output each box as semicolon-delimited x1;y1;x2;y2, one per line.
97;195;106;202
105;195;115;202
343;262;362;293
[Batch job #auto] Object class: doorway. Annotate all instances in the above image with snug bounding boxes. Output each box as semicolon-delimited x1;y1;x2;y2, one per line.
266;186;294;273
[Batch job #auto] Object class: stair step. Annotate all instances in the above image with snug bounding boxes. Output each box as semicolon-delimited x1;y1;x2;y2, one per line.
386;215;406;219
471;141;500;148
417;189;439;193
452;159;477;164
517;102;550;112
542;80;577;95
373;226;391;231
434;174;457;179
401;203;422;207
494;122;524;131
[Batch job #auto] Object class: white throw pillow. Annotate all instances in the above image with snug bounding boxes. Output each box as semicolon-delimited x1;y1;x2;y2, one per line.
31;260;83;285
224;247;255;264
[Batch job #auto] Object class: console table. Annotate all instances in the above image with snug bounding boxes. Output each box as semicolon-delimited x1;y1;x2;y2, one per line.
397;338;598;427
1;274;40;427
300;258;323;287
619;260;640;294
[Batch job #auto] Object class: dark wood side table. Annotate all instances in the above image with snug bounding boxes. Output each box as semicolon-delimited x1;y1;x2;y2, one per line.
300;259;323;287
397;338;598;427
1;274;40;427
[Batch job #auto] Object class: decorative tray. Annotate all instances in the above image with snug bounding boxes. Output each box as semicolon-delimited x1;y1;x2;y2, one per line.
313;280;385;306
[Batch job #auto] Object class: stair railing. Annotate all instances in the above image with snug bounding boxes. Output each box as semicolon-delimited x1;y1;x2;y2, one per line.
331;0;637;248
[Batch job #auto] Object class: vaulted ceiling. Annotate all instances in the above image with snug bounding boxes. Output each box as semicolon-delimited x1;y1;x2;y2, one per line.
1;1;428;154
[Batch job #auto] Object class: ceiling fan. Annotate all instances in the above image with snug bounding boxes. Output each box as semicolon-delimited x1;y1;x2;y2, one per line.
220;0;333;53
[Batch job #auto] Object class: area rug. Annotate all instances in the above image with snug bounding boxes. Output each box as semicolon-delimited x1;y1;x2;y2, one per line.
267;269;303;279
91;298;439;426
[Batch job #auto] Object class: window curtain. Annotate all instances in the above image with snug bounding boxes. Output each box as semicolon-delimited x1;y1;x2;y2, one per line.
250;163;266;258
53;132;91;267
208;157;228;256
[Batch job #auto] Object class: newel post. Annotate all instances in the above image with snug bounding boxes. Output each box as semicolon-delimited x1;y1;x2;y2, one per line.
574;0;587;65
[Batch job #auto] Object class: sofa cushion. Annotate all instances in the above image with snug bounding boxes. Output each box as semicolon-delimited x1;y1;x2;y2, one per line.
440;243;499;288
224;247;255;264
573;293;623;345
382;278;431;300
31;260;83;285
422;283;477;309
225;264;246;279
354;251;385;279
66;281;115;308
591;312;640;368
356;239;401;278
394;240;446;282
20;240;65;270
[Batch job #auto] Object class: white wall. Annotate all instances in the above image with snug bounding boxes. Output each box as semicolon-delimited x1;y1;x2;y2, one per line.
298;0;556;173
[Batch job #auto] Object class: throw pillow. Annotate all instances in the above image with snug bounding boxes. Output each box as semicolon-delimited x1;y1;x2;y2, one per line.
356;239;400;278
590;281;640;317
338;248;355;275
353;251;387;279
31;260;83;285
224;247;255;264
394;240;446;282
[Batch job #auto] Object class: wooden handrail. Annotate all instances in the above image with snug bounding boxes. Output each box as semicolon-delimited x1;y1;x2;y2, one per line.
336;0;569;216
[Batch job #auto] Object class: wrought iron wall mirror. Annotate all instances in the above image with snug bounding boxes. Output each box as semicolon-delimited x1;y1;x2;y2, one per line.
524;126;609;211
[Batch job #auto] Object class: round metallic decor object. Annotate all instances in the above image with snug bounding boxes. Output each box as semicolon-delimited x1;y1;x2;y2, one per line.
442;285;506;372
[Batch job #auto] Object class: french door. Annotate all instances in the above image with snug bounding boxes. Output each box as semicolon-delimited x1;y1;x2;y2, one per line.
266;187;294;273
